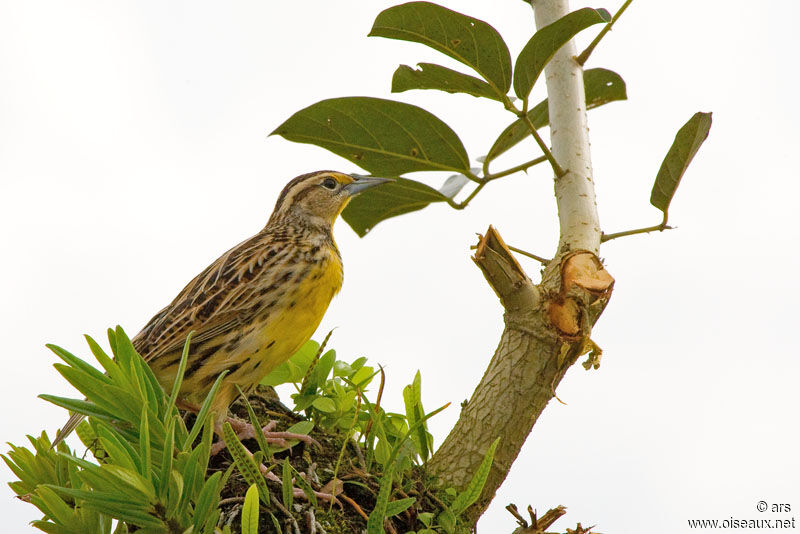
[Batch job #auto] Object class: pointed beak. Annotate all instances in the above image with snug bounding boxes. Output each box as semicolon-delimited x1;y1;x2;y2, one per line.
343;175;393;196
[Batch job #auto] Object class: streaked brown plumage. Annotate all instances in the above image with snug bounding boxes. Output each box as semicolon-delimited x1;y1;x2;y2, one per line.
53;170;390;446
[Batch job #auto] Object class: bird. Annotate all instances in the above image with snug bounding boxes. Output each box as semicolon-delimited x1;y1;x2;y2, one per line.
52;170;390;448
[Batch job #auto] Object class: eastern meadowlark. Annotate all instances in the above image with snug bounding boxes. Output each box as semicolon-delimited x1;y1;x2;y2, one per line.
53;170;390;447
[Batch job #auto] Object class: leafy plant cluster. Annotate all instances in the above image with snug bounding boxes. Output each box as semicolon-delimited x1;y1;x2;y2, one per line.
274;1;710;248
4;327;229;534
4;328;496;534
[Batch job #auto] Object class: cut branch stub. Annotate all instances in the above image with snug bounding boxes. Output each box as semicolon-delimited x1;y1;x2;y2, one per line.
472;226;538;312
546;251;614;339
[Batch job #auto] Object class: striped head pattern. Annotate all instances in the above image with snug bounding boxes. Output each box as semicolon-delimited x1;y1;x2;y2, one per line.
268;171;391;229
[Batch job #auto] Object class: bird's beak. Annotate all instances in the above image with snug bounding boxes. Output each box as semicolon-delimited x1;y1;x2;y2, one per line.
343;175;393;196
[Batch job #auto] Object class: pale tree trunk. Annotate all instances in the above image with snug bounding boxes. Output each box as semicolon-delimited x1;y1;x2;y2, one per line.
427;0;613;523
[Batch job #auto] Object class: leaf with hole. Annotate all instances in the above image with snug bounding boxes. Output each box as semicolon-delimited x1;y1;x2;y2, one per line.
272;97;469;175
650;112;712;221
392;63;500;101
513;8;611;99
488;68;626;162
370;2;511;94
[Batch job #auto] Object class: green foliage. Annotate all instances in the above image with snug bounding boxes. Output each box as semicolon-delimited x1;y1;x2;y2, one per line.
650;112;713;222
369;2;511;96
343;178;454;237
271;96;470;175
392;63;501;101
487;67;627;162
273;2;642;237
4;329;224;533
241;484;259;534
513;7;610;99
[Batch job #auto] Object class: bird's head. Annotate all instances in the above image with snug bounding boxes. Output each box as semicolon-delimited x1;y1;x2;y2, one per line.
269;171;391;228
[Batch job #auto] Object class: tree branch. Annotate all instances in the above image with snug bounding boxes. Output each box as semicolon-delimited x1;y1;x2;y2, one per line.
601;223;672;242
429;0;611;525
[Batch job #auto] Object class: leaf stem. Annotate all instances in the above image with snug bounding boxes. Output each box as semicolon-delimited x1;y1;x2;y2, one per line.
601;222;672;242
576;0;634;66
485;156;547;181
518;112;565;176
506;245;550;264
502;95;565;177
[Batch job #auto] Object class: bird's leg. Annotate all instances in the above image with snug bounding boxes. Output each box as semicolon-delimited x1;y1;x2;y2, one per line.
175;398;318;455
209;416;320;456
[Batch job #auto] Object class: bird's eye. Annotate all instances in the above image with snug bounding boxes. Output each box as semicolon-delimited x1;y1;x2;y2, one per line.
321;177;338;190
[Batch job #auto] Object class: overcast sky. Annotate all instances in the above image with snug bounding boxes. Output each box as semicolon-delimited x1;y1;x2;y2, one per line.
2;1;799;532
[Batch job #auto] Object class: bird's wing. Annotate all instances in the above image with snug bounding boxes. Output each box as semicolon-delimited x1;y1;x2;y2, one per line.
132;229;297;362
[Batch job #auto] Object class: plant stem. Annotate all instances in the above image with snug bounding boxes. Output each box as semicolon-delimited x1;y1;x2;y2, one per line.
486;156;548;181
517;112;566;177
601;223;672;242
576;0;634;66
507;245;549;264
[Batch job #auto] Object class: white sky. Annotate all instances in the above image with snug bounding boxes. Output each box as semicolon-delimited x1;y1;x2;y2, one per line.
1;1;799;532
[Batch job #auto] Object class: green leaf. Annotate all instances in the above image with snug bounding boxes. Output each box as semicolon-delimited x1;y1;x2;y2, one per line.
650;112;713;220
193;471;223;532
281;458;293;510
385;496;415;517
366;463;394;534
370;2;511;95
392;63;500;101
285;420;314;436
166;332;193;416
449;436;500;516
342;177;449;237
242;484;260;534
139;408;151;483
290;463;318;508
38;395;115;421
302;349;336;394
268;512;283;534
261;340;319;386
488;68;626;162
351;365;375;387
236;386;272;459
513;7;611;99
312;396;337;413
184;370;228;449
403;371;430;462
222;423;271;506
272;97;469;175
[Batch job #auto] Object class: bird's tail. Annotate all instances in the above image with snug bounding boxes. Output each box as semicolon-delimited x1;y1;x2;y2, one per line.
51;413;86;449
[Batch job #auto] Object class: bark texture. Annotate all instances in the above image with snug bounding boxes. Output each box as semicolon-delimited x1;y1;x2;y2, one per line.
428;0;612;523
428;229;612;522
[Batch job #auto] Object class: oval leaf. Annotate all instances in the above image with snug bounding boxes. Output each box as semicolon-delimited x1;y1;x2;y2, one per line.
488;68;626;162
650;112;713;218
392;63;500;101
272;97;469;175
312;396;337;413
370;2;511;94
342;177;449;237
242;484;260;534
513;7;611;99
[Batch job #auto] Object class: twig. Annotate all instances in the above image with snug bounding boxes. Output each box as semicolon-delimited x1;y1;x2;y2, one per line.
576;0;634;66
518;111;566;177
218;496;245;507
486;156;548;181
507;245;550;265
601;223;673;242
339;493;370;521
